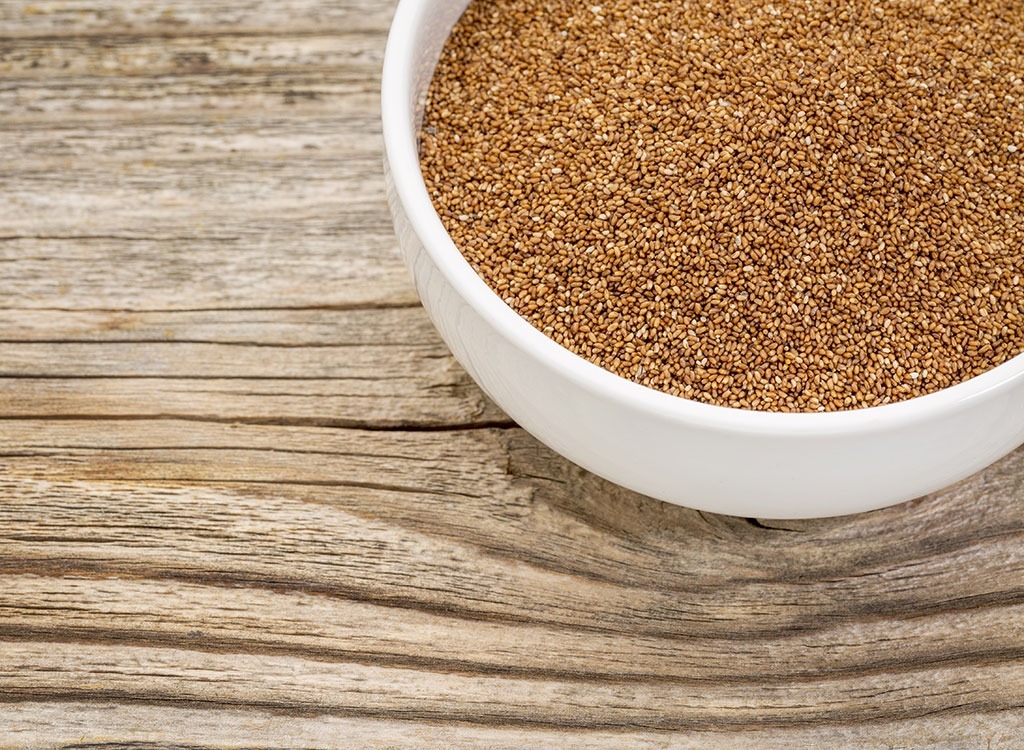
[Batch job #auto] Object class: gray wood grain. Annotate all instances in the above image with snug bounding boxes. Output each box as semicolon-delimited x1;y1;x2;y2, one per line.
2;0;1024;745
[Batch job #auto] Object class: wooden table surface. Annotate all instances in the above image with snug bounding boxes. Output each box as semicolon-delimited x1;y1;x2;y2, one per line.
3;1;1024;746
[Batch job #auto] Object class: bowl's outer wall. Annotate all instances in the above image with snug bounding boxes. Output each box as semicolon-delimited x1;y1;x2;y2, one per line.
383;0;1024;518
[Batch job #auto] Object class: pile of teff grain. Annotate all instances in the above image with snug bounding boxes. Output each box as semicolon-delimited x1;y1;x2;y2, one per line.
421;0;1024;412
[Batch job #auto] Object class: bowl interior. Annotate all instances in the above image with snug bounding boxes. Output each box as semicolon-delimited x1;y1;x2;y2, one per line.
381;0;1024;437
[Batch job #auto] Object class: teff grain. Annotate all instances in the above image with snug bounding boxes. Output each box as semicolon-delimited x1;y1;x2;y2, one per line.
420;0;1024;412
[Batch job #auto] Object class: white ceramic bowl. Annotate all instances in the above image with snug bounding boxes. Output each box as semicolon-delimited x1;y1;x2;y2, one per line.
381;0;1024;518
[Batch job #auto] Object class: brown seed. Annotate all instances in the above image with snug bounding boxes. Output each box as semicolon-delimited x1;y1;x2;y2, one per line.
420;0;1024;413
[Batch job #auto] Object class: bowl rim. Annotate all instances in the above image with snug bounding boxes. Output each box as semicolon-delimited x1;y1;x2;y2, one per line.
380;0;1024;437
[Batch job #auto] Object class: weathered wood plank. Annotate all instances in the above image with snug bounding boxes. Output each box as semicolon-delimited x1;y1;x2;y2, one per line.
4;639;1024;729
2;419;1024;644
0;308;505;427
0;131;407;309
4;113;382;159
1;0;409;312
1;32;381;78
3;573;1024;686
0;234;412;311
3;703;1020;748
0;342;447;378
0;0;394;37
0;377;505;428
0;307;432;344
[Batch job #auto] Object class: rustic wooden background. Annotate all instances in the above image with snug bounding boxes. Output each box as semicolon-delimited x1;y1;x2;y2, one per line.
2;0;1024;746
